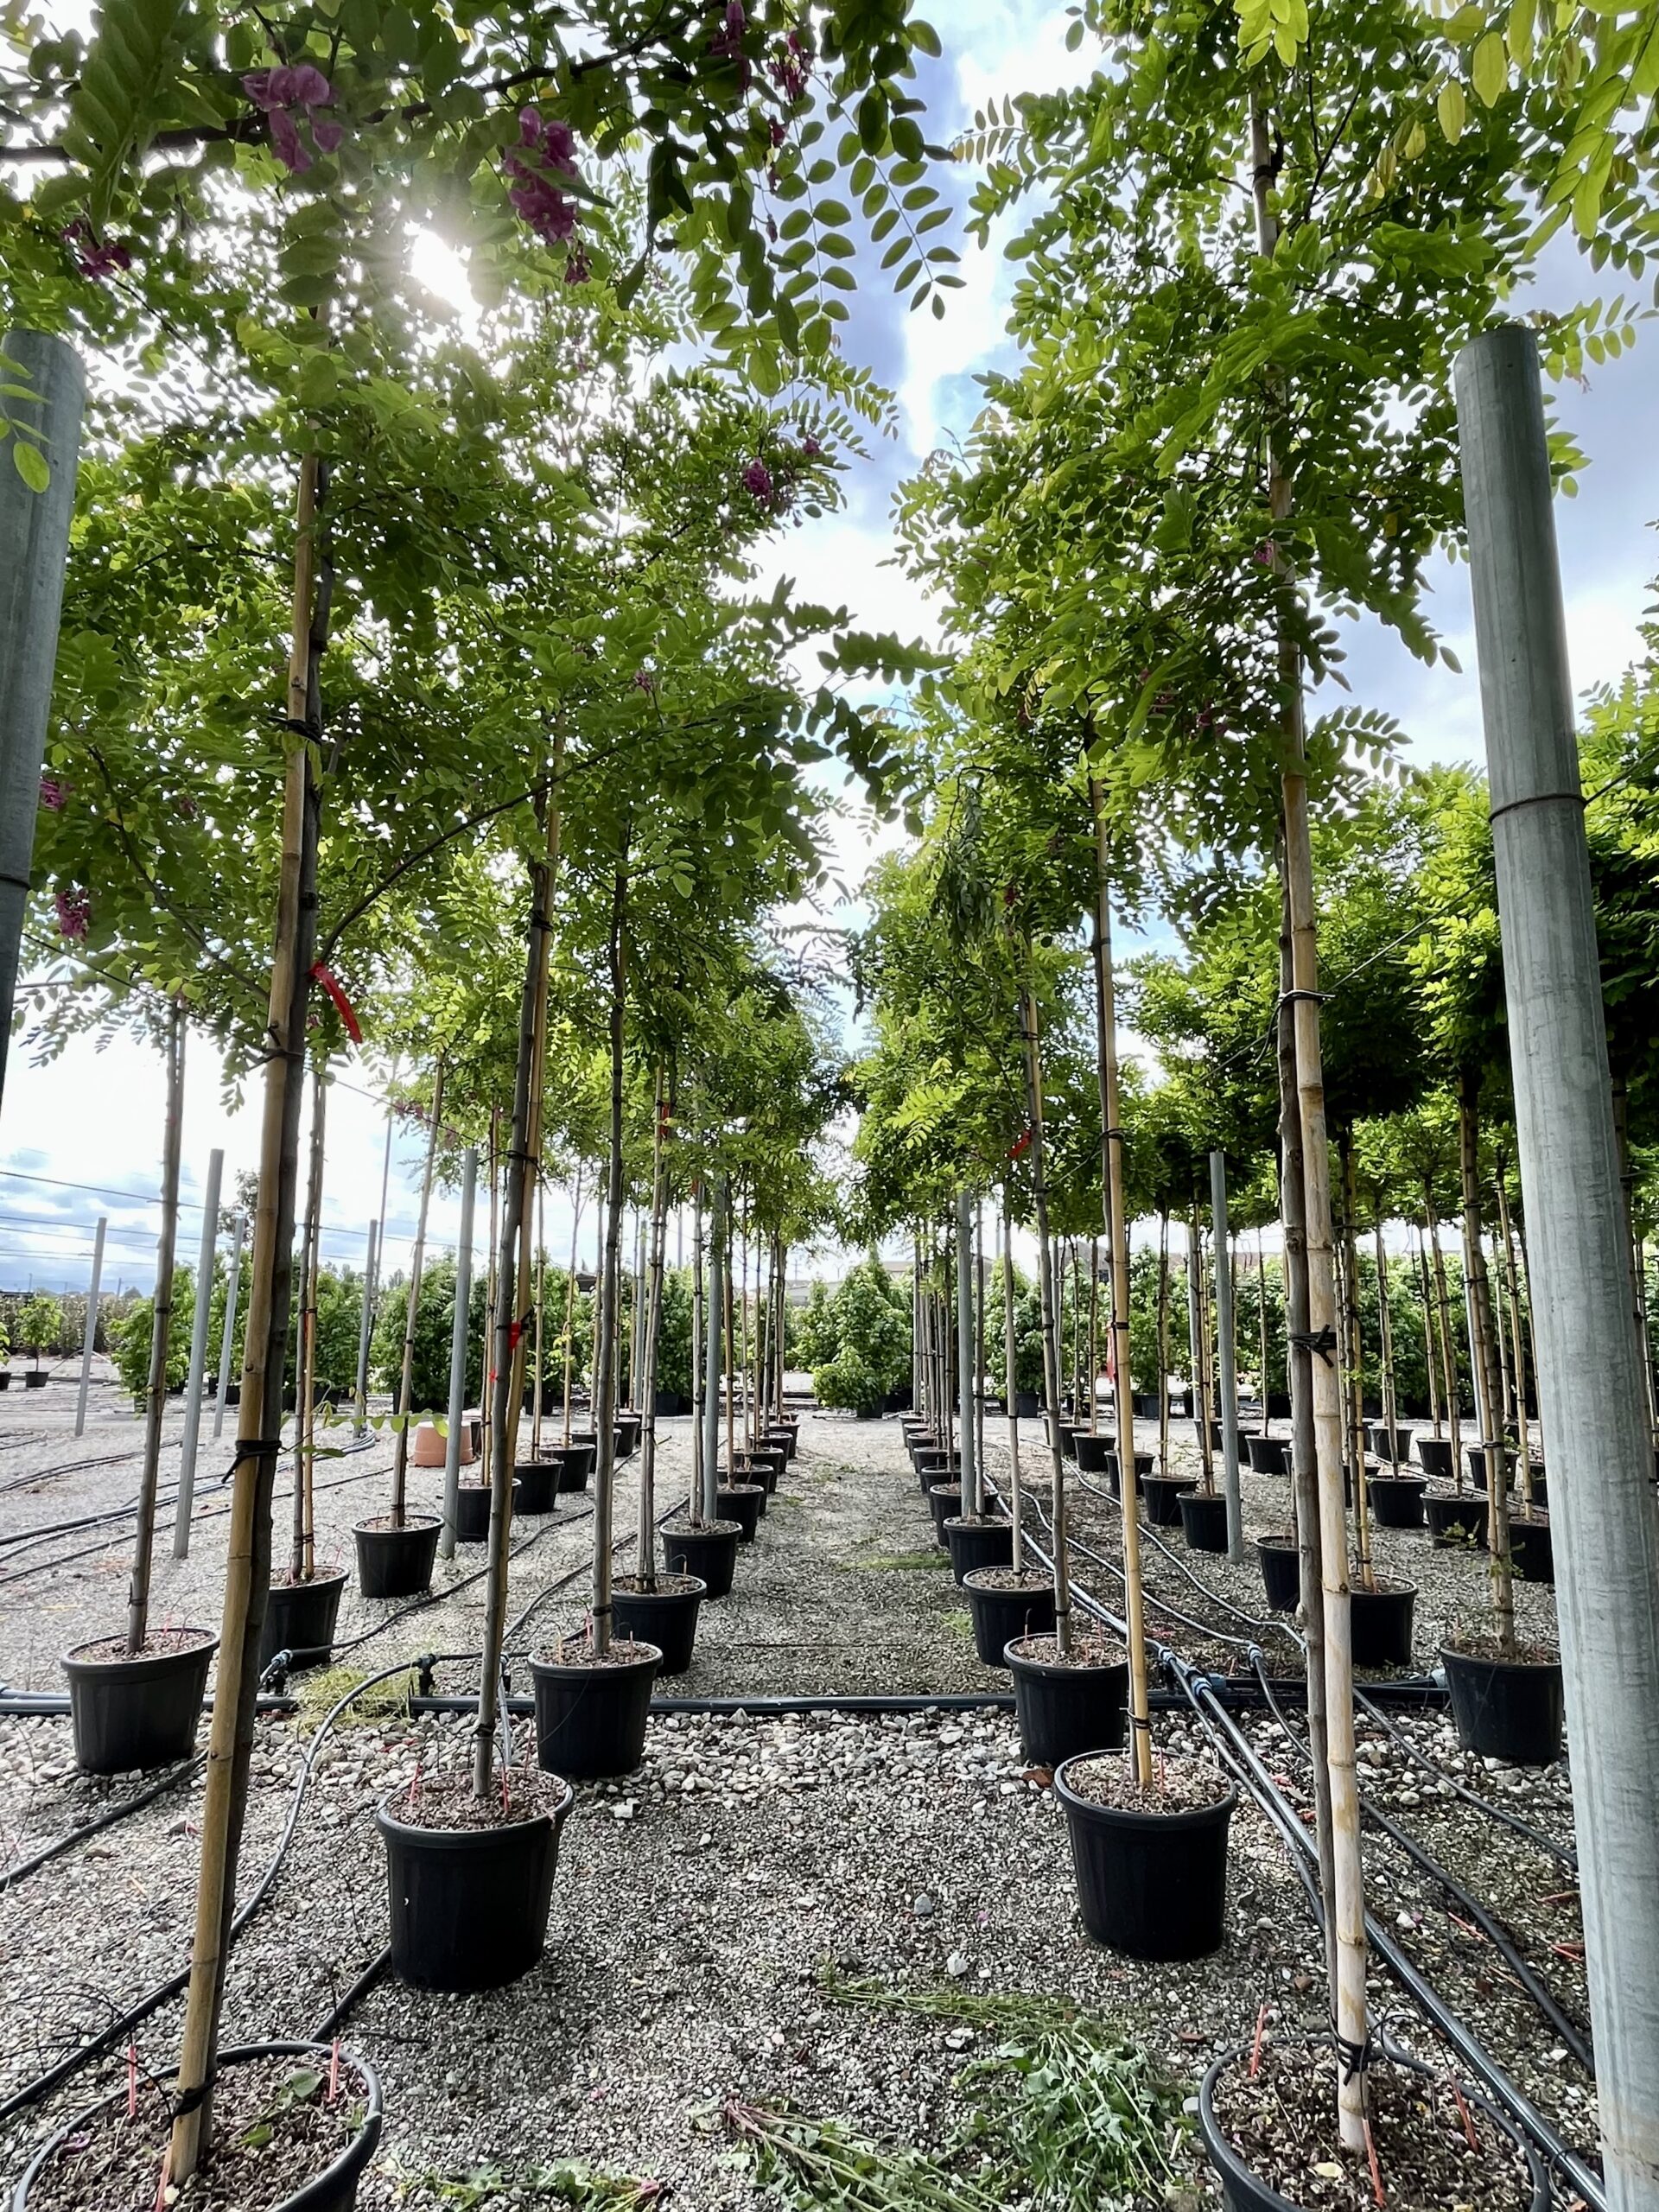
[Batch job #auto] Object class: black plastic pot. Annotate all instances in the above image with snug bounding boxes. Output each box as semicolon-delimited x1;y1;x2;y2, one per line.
552;1440;595;1493
1007;1637;1128;1763
1059;1424;1080;1463
1104;1449;1153;1496
616;1410;643;1459
1012;1390;1040;1420
1143;1476;1197;1526
1368;1474;1427;1530
1071;1431;1115;1474
13;2038;384;2212
963;1569;1055;1666
715;1482;765;1541
662;1518;741;1596
747;1443;788;1491
927;1481;963;1544
353;1516;440;1599
1244;1435;1287;1477
1469;1442;1516;1491
0;1371;10;1389
1055;1758;1236;1960
1256;1540;1300;1614
1416;1434;1455;1482
1349;1580;1415;1669
378;1787;572;1993
613;1576;705;1675
61;1631;215;1775
1509;1513;1554;1585
944;1516;1014;1585
1179;1492;1229;1554
512;1459;560;1515
1521;1469;1549;1513
453;1482;493;1544
1369;1423;1408;1463
766;1426;798;1464
1197;2043;1548;2212
530;1640;660;1778
23;1370;48;1389
1441;1643;1565;1766
259;1570;346;1671
1424;1491;1486;1548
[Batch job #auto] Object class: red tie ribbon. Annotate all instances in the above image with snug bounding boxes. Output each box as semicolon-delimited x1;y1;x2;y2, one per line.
308;963;363;1046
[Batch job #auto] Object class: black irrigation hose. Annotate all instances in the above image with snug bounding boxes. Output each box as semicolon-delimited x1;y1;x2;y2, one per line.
1075;1471;1294;1643
1012;1500;1607;2209
0;1753;207;1894
1249;1654;1595;2076
309;1947;392;2043
1353;1685;1579;1873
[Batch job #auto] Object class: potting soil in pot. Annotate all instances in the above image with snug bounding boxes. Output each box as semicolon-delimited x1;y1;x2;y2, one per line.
24;2055;369;2212
385;1767;567;1831
1063;1750;1230;1815
1207;2042;1535;2209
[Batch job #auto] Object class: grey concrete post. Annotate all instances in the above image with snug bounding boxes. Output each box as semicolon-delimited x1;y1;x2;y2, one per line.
0;330;86;1116
438;1147;477;1560
74;1216;105;1436
353;1217;378;1437
212;1213;243;1441
1457;321;1659;2210
172;1147;223;1555
956;1187;978;1516
1210;1150;1244;1559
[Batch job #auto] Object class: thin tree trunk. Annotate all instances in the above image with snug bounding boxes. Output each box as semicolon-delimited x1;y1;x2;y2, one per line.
1415;1227;1441;1437
292;1059;327;1582
562;1165;582;1447
1188;1209;1215;1494
1426;1192;1462;1481
170;447;327;2183
128;995;186;1653
636;1070;670;1586
480;1110;499;1493
1087;1236;1100;1432
1494;1166;1534;1510
1373;1221;1397;1471
975;1205;987;1490
589;867;628;1660
473;791;560;1793
1339;1135;1373;1586
690;1179;704;1522
1256;1230;1271;1436
1002;1192;1024;1570
1459;1070;1515;1652
1020;987;1072;1658
531;1185;545;1459
1156;1211;1170;1471
390;1064;444;1526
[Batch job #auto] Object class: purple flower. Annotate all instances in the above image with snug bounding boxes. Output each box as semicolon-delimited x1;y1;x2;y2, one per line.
287;62;334;106
768;29;810;101
505;112;583;247
632;668;656;693
799;434;822;458
564;246;591;284
245;58;339;170
269;107;311;174
1254;539;1277;565
741;458;773;502
54;887;90;942
768;118;787;149
311;116;344;155
39;774;67;810
710;0;750;74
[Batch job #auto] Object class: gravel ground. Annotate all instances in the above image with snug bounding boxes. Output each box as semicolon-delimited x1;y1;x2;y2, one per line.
0;1391;1593;2207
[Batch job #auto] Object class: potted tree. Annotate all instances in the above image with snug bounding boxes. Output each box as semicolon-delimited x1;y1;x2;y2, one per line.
19;1292;62;1385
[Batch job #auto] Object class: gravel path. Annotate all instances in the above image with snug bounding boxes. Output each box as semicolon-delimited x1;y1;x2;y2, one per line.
0;1394;1592;2207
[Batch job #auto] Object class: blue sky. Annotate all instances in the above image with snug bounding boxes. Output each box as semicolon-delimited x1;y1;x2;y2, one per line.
3;0;1656;1294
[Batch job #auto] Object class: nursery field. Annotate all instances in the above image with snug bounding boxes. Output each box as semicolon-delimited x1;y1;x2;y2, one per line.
0;1386;1595;2209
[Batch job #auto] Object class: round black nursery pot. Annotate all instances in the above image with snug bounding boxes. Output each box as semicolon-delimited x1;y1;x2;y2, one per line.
1054;1757;1236;1961
1179;1491;1229;1553
1007;1637;1128;1764
23;1370;48;1389
259;1569;346;1672
662;1518;741;1597
1369;1423;1409;1463
378;1785;573;1993
927;1481;963;1544
615;1409;643;1458
1415;1433;1455;1482
13;2038;384;2212
531;1640;661;1779
1071;1431;1115;1474
1256;1539;1300;1614
1368;1473;1427;1529
613;1574;705;1675
1424;1490;1485;1548
1349;1580;1416;1669
746;1444;787;1492
453;1481;493;1544
766;1425;798;1464
1469;1442;1516;1491
61;1630;216;1775
1509;1512;1554;1585
552;1440;596;1493
1244;1435;1287;1476
944;1515;1013;1585
963;1568;1055;1666
716;1482;766;1541
1143;1475;1197;1527
1196;2043;1548;2212
1105;1449;1152;1496
353;1515;441;1600
1441;1643;1565;1766
512;1459;560;1515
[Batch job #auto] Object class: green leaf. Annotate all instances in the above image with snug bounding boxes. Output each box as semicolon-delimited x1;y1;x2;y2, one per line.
12;442;49;493
1471;30;1508;107
63;0;188;230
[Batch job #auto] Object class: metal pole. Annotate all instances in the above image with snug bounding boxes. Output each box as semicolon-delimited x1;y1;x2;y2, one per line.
353;1218;378;1437
701;1176;725;1522
172;1147;224;1557
1210;1149;1243;1560
1457;321;1659;2212
0;330;85;1116
213;1213;244;1442
438;1147;477;1560
74;1216;105;1436
956;1187;978;1517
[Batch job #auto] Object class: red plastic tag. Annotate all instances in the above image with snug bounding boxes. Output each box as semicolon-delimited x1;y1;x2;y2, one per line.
308;963;363;1045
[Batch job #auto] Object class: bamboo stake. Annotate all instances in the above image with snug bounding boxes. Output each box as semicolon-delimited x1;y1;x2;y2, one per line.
589;865;627;1661
1459;1071;1514;1652
292;1060;327;1583
1256;1230;1271;1438
531;1185;545;1459
1426;1192;1462;1481
1416;1227;1441;1439
1020;987;1072;1658
1156;1212;1170;1473
1002;1192;1024;1570
128;994;186;1652
690;1179;705;1522
562;1164;582;1447
637;1070;669;1585
389;1064;445;1527
1373;1221;1398;1472
1495;1166;1534;1511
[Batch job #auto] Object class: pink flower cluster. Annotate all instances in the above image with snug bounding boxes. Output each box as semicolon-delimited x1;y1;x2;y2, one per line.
740;430;827;511
505;109;581;247
61;221;130;282
38;774;67;811
243;63;342;174
710;0;748;69
54;887;90;942
768;29;809;103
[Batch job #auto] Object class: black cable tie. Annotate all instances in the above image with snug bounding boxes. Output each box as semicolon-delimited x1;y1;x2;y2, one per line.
1289;1325;1339;1366
1332;2027;1374;2085
1278;988;1331;1007
170;2070;216;2116
225;1438;285;1472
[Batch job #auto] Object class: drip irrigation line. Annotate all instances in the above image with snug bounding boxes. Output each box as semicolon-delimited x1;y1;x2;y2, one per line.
1075;1471;1294;1641
309;1947;392;2043
1353;1686;1578;1872
0;1753;207;1894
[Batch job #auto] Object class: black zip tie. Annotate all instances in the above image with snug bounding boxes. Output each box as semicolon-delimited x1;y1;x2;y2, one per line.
1278;988;1331;1007
1332;2027;1373;2085
170;2070;215;2116
1288;1326;1339;1365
